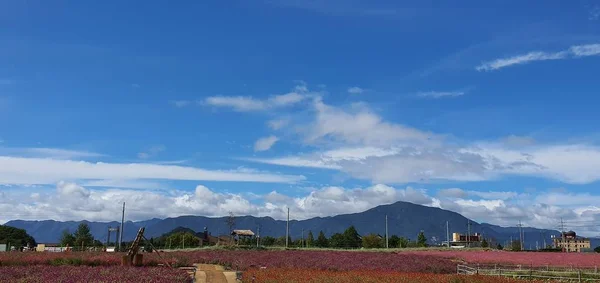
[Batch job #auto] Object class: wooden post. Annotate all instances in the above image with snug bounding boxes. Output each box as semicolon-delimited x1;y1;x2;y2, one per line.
133;254;143;266
121;255;131;266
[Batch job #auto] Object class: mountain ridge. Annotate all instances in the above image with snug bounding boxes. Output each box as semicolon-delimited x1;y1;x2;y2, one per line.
5;201;594;248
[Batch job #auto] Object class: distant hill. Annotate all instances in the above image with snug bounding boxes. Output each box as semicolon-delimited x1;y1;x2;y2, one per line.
5;201;594;249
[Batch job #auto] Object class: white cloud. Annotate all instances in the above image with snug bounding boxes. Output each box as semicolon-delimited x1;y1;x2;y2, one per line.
203;85;314;112
476;51;568;71
306;98;435;147
417;91;465;98
570;43;600;56
438;188;468;198
347;87;364;94
254;136;279;152
267;118;289;130
477;43;600;71
0;147;103;160
0;156;305;186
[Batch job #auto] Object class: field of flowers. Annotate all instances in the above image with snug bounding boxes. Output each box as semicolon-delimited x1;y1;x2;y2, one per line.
0;266;191;283
242;268;546;283
0;250;456;273
412;250;600;267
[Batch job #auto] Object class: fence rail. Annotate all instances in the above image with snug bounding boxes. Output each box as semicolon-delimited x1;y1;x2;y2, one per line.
458;264;600;282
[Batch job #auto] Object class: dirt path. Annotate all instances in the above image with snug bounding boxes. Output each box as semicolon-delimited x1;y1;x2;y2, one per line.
195;264;238;283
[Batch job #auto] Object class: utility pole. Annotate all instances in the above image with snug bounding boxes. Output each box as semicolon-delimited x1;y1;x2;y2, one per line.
446;221;450;248
257;226;260;248
467;220;471;248
107;226;111;247
385;215;389;249
119;202;125;251
183;234;185;249
286;207;289;248
518;220;523;251
302;228;304;248
560;218;565;252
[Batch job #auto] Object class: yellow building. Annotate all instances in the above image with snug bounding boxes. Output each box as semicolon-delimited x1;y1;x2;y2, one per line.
553;231;591;252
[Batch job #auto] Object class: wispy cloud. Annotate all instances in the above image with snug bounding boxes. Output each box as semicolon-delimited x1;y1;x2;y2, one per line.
347;86;364;94
203;85;313;112
138;145;165;159
0;156;305;185
589;5;600;21
0;147;103;160
254;136;279;152
477;43;600;71
417;90;465;99
267;118;289;130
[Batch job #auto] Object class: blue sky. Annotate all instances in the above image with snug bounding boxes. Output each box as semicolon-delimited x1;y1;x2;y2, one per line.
1;0;600;235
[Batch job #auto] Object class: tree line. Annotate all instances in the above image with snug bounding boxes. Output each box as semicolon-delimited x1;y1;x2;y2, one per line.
258;226;428;249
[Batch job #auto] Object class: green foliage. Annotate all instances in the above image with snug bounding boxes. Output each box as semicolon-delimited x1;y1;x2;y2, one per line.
397;237;409;248
306;231;314;248
510;240;521;251
496;244;503;250
417;231;427;247
594;246;600;253
329;233;345;248
362;234;384;249
274;236;286;246
389;235;400;248
481;238;489;248
166;232;200;248
0;225;36;248
315;231;329;248
342;226;361;248
73;223;94;248
262;236;276;246
60;229;76;247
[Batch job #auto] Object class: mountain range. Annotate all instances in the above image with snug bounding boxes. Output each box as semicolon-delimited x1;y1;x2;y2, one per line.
6;201;596;249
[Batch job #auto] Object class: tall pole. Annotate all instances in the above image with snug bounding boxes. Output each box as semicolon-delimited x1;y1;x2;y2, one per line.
467;220;471;248
302;228;304;248
518;220;523;251
560;217;565;251
286;207;289;248
446;221;450;248
257;226;260;248
107;226;111;247
119;202;125;251
385;215;389;249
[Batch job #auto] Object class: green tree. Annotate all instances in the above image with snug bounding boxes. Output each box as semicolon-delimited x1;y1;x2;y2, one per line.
594;246;600;253
481;238;489;248
398;237;409;248
342;226;361;248
73;223;94;249
274;236;286;246
389;235;400;248
329;233;345;248
306;231;314;248
510;240;521;251
417;231;427;247
262;236;276;246
315;231;328;248
496;244;503;250
362;234;384;249
0;225;36;248
59;229;75;247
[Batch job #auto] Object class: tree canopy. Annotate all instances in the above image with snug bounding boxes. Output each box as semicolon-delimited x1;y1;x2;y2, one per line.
594;246;600;253
0;225;36;248
362;234;383;249
73;223;95;247
342;226;361;248
306;231;314;248
417;231;427;247
315;231;328;248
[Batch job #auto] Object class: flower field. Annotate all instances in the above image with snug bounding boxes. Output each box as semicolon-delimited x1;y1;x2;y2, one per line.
0;266;191;283
410;250;600;267
2;249;599;282
0;250;456;273
242;268;546;283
